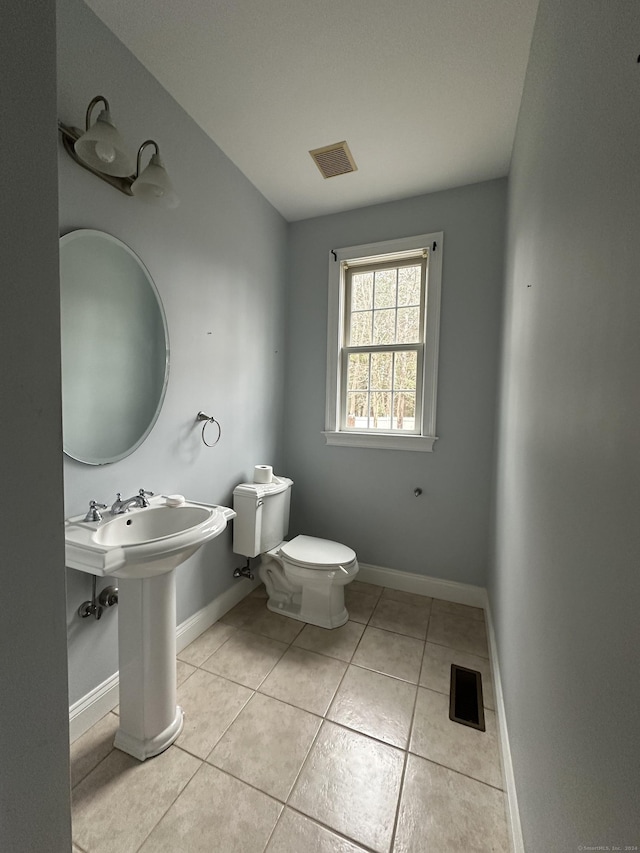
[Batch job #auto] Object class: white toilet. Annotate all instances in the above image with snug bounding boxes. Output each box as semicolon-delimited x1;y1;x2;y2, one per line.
233;476;358;629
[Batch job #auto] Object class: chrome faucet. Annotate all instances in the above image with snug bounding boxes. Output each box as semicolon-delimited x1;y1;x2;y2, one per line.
111;489;154;515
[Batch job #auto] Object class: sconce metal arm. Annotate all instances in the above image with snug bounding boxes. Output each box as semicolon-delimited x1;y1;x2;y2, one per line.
136;140;160;175
85;95;109;130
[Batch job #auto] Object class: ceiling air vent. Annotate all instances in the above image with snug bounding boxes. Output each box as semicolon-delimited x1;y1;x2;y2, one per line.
309;141;358;179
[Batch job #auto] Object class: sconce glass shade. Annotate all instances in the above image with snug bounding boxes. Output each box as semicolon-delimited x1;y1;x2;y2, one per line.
74;108;134;177
131;152;179;209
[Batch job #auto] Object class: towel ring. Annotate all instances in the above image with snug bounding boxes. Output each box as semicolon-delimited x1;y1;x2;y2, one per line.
196;411;221;447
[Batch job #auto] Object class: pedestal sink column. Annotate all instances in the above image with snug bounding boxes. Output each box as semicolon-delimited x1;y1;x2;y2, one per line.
113;570;183;760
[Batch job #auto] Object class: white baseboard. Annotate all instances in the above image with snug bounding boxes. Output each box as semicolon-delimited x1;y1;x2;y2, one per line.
357;562;488;609
69;672;120;743
69;574;259;743
484;599;525;853
175;575;260;653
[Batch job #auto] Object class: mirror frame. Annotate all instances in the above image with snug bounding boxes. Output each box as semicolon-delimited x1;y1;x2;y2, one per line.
59;229;170;465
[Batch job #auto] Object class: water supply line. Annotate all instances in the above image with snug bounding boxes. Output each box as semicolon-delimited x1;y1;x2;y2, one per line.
78;576;118;620
233;559;254;580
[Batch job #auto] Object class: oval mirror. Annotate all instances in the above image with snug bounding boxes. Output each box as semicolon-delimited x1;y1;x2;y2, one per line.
59;229;169;465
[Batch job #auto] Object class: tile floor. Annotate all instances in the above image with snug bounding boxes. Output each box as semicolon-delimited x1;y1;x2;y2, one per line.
70;582;511;853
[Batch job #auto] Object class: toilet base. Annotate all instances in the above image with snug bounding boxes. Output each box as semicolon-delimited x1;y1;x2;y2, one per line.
259;552;357;630
265;595;349;629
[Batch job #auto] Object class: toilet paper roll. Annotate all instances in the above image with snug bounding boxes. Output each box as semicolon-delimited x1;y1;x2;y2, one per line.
253;465;273;484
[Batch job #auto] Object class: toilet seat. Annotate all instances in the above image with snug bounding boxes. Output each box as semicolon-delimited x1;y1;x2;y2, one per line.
279;535;356;570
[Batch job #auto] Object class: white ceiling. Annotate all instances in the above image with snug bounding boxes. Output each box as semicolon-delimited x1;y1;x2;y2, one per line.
84;0;539;222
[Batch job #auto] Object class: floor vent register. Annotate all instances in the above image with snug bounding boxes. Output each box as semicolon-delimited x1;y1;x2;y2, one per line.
449;664;486;731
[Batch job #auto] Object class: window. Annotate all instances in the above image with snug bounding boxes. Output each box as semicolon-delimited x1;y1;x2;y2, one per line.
324;232;442;451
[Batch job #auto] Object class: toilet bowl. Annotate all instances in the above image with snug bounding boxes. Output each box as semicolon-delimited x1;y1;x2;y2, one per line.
260;535;359;629
232;476;359;629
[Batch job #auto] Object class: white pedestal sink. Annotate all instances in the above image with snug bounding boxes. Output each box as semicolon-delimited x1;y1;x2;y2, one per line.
65;496;235;760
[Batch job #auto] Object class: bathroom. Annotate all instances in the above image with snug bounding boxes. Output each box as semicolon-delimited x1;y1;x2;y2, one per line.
4;0;640;851
59;0;504;744
55;0;507;843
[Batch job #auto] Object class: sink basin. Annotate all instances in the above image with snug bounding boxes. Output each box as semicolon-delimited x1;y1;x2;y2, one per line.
65;497;236;579
94;505;213;546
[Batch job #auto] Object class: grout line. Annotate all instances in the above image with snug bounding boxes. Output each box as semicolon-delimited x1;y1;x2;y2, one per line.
176;678;257;762
276;802;382;853
189;756;386;853
407;753;507;794
423;637;490;660
277;606;414;847
364;623;429;642
387;655;423;850
197;761;286;807
196;643;289;693
70;727;119;792
132;757;205;853
174;740;216;762
177;630;240;668
285;711;324;795
414;677;496;711
389;750;410;852
344;659;421;686
261;806;284;852
281;636;365;819
175;665;198;691
359;621;428;643
193;615;372;696
309;714;410;754
233;689;324;725
279;714;327;808
190;666;254;691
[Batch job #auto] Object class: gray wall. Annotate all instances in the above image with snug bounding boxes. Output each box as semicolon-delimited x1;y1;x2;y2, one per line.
285;181;506;586
490;1;640;849
58;0;288;705
0;1;72;849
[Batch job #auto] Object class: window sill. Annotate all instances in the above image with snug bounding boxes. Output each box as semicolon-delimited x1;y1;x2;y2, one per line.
322;431;437;452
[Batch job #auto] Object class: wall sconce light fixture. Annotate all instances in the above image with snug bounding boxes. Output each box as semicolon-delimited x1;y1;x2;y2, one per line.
58;95;179;209
131;140;179;209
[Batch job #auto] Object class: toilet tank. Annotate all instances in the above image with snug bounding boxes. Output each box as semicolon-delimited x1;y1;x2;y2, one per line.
232;476;293;558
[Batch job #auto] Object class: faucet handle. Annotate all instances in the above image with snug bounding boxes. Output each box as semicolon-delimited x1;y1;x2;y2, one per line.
84;500;107;522
138;488;153;507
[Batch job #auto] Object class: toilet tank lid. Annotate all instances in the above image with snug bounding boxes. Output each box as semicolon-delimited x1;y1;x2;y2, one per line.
233;476;293;499
280;535;356;567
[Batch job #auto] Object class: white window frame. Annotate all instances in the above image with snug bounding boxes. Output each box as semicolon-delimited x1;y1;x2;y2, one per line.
324;232;443;451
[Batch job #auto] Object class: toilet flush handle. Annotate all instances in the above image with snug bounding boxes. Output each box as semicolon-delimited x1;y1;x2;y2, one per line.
338;565;349;575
